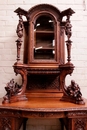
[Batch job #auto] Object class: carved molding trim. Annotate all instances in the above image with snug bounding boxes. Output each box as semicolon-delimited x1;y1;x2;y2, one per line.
23;111;64;118
0;110;21;118
68;111;87;117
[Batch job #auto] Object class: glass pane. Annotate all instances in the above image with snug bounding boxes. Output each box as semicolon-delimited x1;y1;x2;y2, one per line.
34;15;55;60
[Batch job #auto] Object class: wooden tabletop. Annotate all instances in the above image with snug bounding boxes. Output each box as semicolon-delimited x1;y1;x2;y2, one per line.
0;97;87;112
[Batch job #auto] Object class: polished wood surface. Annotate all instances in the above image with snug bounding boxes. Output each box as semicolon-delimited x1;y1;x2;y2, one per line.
0;97;87;130
0;97;87;111
1;4;86;130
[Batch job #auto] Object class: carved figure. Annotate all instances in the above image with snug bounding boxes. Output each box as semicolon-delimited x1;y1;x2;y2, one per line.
65;17;72;40
16;14;23;38
3;79;21;101
66;80;83;102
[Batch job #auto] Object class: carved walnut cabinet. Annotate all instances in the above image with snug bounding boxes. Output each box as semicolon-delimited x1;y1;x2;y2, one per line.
0;4;87;130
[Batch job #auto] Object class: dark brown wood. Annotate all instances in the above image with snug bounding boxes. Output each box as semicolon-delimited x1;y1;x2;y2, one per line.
1;4;87;130
3;4;84;107
2;4;84;105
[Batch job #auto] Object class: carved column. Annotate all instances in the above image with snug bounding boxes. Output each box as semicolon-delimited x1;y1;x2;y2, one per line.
16;14;23;63
65;14;72;63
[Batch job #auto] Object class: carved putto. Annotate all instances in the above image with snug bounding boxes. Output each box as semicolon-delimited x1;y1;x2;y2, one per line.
65;80;85;104
2;79;21;103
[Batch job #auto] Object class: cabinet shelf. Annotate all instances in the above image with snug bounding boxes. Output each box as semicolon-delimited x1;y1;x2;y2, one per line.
35;30;54;33
34;47;55;50
35;31;54;39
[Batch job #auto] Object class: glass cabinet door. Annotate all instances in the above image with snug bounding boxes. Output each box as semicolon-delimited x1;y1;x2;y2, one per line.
34;15;55;60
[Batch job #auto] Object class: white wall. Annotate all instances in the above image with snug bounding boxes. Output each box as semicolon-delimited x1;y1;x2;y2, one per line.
0;0;87;130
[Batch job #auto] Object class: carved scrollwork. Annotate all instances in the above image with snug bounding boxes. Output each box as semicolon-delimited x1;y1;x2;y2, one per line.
59;64;85;104
59;64;74;91
2;66;27;103
14;67;27;95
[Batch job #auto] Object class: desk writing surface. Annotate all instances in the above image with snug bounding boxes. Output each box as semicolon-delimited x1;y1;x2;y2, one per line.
0;97;87;112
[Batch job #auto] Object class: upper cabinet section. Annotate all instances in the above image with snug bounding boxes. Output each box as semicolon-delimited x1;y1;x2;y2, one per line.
14;4;75;68
27;4;62;67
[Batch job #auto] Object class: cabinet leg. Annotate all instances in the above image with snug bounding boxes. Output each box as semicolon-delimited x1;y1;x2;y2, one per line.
23;118;28;130
59;118;64;130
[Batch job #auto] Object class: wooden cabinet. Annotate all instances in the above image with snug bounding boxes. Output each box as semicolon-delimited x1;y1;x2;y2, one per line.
2;4;85;105
23;4;65;68
1;4;87;130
